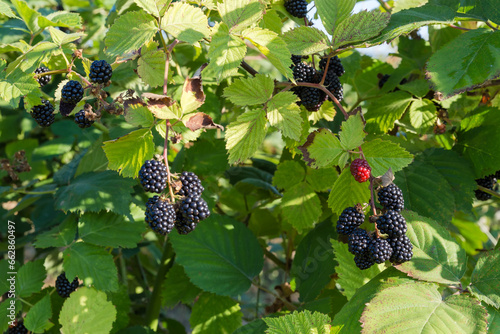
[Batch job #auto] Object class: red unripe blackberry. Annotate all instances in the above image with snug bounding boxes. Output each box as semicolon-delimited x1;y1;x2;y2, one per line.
376;210;407;238
354;253;375;270
31;99;55;127
145;196;176;235
176;171;204;197
319;56;345;77
89;60;113;84
60;101;77;117
389;235;413;264
34;66;51;87
368;238;393;264
180;196;210;224
377;183;404;212
61;80;84;104
348;228;371;255
56;272;79;298
350;159;371;183
139;160;167;193
284;0;307;18
336;206;365;235
475;175;497;201
74;110;94;128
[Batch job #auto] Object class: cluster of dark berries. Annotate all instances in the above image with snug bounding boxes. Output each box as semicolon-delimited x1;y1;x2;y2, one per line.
55;272;79;298
145;195;176;235
350;159;371;183
31;99;55;127
290;55;344;112
139;160;168;193
475;173;498;201
35;66;51;87
8;321;28;334
284;0;308;18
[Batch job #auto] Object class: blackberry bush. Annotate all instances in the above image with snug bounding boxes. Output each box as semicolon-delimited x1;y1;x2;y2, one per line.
34;66;51;87
74;110;94;128
293;62;316;83
89;59;113;84
145;196;176;235
31;99;55;127
139;160;168;193
56;272;79;298
284;0;307;18
354;253;375;270
176;171;204;197
368;238;392;264
350;159;371;183
376;210;407;237
61;80;84;104
389;235;413;264
348;228;371;255
179;196;211;224
336;205;365;235
378;183;404;212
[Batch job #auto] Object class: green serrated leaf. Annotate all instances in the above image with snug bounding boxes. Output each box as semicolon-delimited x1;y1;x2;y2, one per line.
223;73;274;106
170;215;264;296
25;293;52;333
365;91;413;134
273;161;306;190
103;129;155;178
34;216;77;248
63;243;119;292
161;264;202;307
470;250;500;308
264;310;331;334
340;114;365;151
39;11;82;29
315;0;355;36
361;139;414;177
59;287;117;334
0;1;17;18
104;11;157;56
398;211;467;284
260;9;282;34
48;26;84;46
137;41;166;88
282;27;330;55
161;2;209;44
106;285;131;333
398;79;430;97
0;68;40;108
360;282;488;333
17;260;46;298
124;101;155;127
305;166;338;192
281;181;322;232
309;100;337;124
332;10;390;49
298;128;343;169
486;304;500;333
225;108;267;164
190;293;243;334
133;0;167;17
267;91;302;140
328;169;370;215
218;0;264;33
408;98;437;131
11;0;39;33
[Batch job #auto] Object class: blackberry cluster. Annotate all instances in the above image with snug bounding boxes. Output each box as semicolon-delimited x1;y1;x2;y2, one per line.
89;60;113;84
31;99;55;127
176;171;204;197
284;0;307;18
475;175;497;201
319;56;345;78
175;172;210;234
377;183;404;211
389;235;413;263
56;272;79;298
35;66;51;87
8;321;28;334
74;110;94;128
336;205;365;235
61;80;84;104
145;196;176;235
319;57;344;102
368;238;393;264
139;160;168;193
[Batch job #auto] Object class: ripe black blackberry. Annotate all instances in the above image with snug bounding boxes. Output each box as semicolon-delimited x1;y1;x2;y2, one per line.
319;56;345;77
293;62;316;83
348;228;371;255
368;238;393;264
61;80;84;104
35;66;51;87
376;210;407;238
354;253;375;270
8;321;28;334
377;183;404;212
475;175;497;201
336;206;365;235
389;235;413;264
175;211;198;235
60;101;77;117
145;196;176;235
74;110;94;128
138;160;167;193
56;272;79;298
284;0;307;18
291;54;306;65
300;87;325;111
89;60;113;84
31;99;55;127
325;74;343;102
180;196;210;224
176;171;204;197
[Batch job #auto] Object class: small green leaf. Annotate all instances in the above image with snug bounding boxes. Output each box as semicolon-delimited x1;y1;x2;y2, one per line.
315;0;355;36
218;0;264;33
161;264;202;307
48;26;84;46
305;166;338;192
282;27;330;55
223;74;274;106
273;161;306;190
161;2;209;44
38;11;82;29
190;293;243;334
281;181;322;232
264;310;331;334
133;0;168;17
59;287;117;334
398;79;430;97
63;242;119;292
361;139;414;177
34;217;77;249
260;9;282;34
137;41;166;88
365;91;413;134
408;98;437;132
470;250;500;308
332;10;390;49
225;108;267;164
298;128;343;169
17;260;46;298
25;293;52;333
124;103;155;128
339;114;365;151
103;129;155;178
328;169;370;215
105;11;157;56
267;91;302;140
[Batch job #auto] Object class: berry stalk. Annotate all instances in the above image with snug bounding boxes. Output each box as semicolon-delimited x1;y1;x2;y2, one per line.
163;122;175;200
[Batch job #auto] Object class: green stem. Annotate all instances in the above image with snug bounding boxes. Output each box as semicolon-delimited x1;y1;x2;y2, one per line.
477;185;500;199
145;238;175;330
262;247;287;271
119;250;128;288
92;122;109;134
377;0;392;12
15;189;56;195
34;69;69;78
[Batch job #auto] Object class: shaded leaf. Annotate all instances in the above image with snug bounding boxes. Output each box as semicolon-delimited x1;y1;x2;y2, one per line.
281;181;322;232
365;91;413;134
298;128;343;169
190;293;243;334
282;27;330;55
181;72;206;114
332;10;390;49
470;250;500;308
218;0;264;33
328;169;370;215
264;310;331;334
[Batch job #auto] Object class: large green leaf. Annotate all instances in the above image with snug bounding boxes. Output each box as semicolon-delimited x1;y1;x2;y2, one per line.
328;168;371;215
25;293;52;333
298;128;343;169
427;29;500;97
161;2;209;44
0;66;40;108
170;215;264;296
314;0;355;36
398;211;467;284
282;27;330;55
161;264;202;308
218;0;264;33
332;10;390;49
361;139;414;177
470;250;500;308
63;242;119;292
264;310;331;334
273;161;306;191
190;293;243;334
11;0;39;33
281;181;322;233
267;91;302;141
137;41;166;88
17;260;46;298
365;91;413;134
361;282;488;333
486;304;500;334
223;74;274;106
339;114;365;151
59;287;116;334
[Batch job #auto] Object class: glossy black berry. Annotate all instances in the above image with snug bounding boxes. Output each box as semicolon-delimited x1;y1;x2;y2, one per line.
56;272;79;298
354;253;375;270
284;0;307;18
389;235;413;264
175;211;198;235
475;175;497;201
35;66;51;87
177;171;204;197
291;54;306;65
324;73;343;102
376;210;407;238
139;160;167;193
293;62;316;83
319;56;345;77
8;321;28;334
300;87;325;112
61;80;84;104
336;206;365;235
180;196;210;224
60;101;77;117
348;228;371;255
378;183;404;212
31;99;55;127
145;196;176;235
89;60;113;84
74;110;94;128
368;238;393;264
